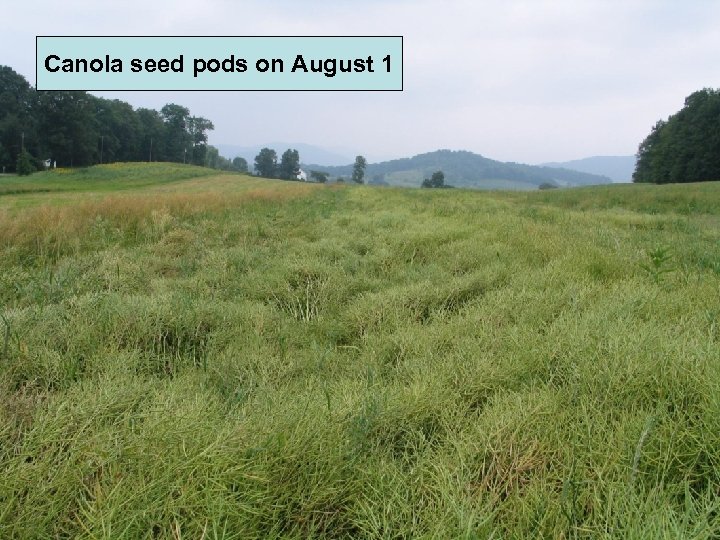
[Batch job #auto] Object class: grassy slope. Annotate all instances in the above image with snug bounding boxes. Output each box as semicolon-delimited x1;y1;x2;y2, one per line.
0;163;221;209
1;165;720;538
0;163;219;194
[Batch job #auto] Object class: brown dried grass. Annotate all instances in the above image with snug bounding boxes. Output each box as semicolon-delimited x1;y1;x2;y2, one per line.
0;183;317;258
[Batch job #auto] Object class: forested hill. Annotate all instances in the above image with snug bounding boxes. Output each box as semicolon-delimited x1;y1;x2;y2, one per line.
305;150;612;189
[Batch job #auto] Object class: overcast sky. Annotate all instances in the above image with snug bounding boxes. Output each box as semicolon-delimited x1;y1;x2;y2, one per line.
5;0;720;163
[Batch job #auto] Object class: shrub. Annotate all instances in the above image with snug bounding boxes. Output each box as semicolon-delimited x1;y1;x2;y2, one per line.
538;182;558;190
16;150;35;176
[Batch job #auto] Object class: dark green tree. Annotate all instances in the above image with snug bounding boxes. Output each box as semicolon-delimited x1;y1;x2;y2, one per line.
16;149;34;175
0;65;225;170
352;155;367;184
254;148;277;177
421;170;445;188
37;91;98;166
160;103;192;163
187;115;214;165
137;108;167;162
634;88;720;183
232;156;248;173
278;148;300;180
309;170;329;183
94;98;141;163
0;143;10;172
0;66;38;171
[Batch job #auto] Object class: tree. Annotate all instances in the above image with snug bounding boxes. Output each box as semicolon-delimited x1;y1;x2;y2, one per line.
254;147;277;177
0;66;38;171
160;103;192;163
278;148;301;180
204;145;220;169
352;155;367;184
187;115;214;165
309;170;329;183
538;182;558;190
421;170;445;188
16;149;34;176
0;65;223;169
94;98;141;163
37;91;98;167
203;146;236;171
634;88;720;183
232;156;248;173
137;108;167;162
0;143;10;172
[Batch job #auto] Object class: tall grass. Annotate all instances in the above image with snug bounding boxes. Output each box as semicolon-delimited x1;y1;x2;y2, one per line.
1;165;719;537
0;182;317;266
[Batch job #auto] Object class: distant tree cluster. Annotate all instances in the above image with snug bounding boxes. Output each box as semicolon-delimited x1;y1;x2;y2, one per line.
538;182;558;190
253;147;303;180
309;170;329;183
232;156;249;172
253;147;336;183
421;170;453;188
634;88;720;183
0;65;246;174
205;147;249;172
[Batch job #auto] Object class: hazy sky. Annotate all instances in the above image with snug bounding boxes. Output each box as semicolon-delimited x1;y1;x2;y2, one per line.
5;0;720;163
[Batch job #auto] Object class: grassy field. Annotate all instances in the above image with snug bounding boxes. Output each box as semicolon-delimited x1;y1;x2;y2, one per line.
1;164;719;538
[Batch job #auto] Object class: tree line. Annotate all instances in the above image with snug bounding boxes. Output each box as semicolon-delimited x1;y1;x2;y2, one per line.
421;170;453;188
0;65;248;174
634;88;720;184
253;148;367;183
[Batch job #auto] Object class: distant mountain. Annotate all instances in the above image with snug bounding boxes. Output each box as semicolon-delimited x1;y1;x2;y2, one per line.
305;150;612;189
540;156;636;183
215;143;352;167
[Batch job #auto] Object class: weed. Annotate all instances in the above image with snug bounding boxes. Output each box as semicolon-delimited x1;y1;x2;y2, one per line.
640;245;674;284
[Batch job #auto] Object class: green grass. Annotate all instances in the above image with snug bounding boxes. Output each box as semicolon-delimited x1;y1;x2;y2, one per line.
518;181;720;215
0;163;224;209
384;170;538;190
1;164;720;537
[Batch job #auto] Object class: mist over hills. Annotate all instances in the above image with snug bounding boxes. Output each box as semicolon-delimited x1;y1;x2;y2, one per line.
540;156;636;183
305;150;613;189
